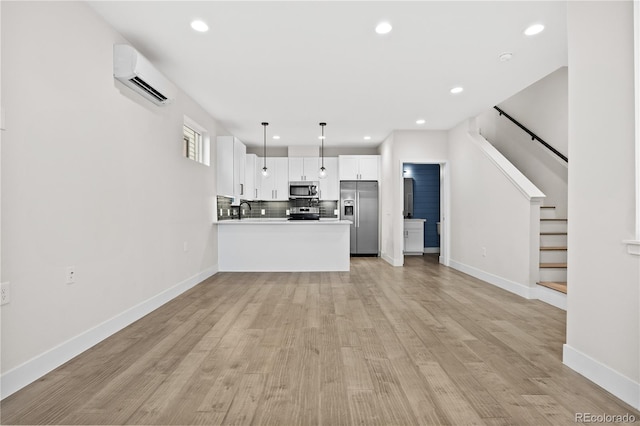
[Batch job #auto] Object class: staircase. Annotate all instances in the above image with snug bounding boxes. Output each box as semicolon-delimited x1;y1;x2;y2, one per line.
538;206;567;294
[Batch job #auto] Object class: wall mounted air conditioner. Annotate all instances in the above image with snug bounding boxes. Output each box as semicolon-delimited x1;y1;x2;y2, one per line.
113;44;177;106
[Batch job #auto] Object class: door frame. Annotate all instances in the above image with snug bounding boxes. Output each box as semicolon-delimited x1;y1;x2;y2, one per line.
396;159;450;266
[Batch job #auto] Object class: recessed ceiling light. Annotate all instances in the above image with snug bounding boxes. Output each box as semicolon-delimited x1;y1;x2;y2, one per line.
416;119;426;125
450;86;464;94
375;22;392;35
524;23;544;36
190;20;209;32
364;136;371;140
272;135;280;140
498;52;513;62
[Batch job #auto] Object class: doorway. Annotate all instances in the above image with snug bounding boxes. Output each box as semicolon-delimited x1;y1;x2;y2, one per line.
401;162;447;265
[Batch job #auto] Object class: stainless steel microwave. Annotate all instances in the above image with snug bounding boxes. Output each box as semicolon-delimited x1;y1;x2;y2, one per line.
289;181;319;199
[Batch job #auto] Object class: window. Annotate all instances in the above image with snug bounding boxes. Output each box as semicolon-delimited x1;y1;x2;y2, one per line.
183;124;202;162
183;116;210;166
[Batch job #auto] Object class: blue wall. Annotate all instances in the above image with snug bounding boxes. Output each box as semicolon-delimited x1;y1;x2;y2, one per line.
403;163;440;248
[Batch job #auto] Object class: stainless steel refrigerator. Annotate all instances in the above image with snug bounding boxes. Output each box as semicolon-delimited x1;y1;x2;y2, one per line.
340;181;379;255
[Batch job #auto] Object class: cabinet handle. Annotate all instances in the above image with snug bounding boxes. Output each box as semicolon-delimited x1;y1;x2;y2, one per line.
275;189;278;199
255;188;258;198
240;183;244;195
356;192;360;228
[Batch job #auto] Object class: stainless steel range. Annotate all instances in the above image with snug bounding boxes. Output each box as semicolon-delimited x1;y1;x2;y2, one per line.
289;206;320;221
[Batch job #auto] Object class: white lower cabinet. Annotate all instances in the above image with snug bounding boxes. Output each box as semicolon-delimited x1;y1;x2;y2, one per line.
404;219;425;255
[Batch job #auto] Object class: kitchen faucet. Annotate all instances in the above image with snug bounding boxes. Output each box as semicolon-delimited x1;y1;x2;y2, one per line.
237;201;251;220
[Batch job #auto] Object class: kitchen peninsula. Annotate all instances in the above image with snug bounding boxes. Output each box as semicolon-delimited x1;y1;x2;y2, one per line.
217;219;352;271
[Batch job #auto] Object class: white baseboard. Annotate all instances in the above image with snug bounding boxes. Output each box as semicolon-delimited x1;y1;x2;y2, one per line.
563;344;640;410
381;252;403;266
423;247;441;254
0;265;218;400
449;259;534;299
534;284;567;310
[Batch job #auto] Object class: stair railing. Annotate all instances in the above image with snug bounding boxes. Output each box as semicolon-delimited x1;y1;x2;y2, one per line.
493;106;568;163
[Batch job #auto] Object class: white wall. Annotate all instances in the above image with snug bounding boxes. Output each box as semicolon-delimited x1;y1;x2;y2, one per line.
1;1;223;397
478;67;569;217
448;120;544;297
564;1;640;409
378;130;449;266
378;132;396;265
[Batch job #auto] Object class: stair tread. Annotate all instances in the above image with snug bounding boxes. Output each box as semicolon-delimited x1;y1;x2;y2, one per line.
538;281;567;294
541;218;568;221
540;232;568;235
540;246;568;251
540;262;567;268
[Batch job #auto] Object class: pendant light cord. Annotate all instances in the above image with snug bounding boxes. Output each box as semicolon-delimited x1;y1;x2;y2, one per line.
261;122;268;170
320;122;326;168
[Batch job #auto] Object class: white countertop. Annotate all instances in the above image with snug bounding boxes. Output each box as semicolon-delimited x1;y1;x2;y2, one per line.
216;218;352;225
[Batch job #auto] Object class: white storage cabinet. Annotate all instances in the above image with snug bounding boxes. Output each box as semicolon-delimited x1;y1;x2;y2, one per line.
217;136;246;205
404;219;425;255
339;155;380;181
289;157;320;181
319;157;339;200
256;157;289;200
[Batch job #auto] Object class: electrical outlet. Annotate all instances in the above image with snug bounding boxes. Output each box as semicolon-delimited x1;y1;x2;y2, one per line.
66;266;76;284
261;209;265;215
1;282;10;305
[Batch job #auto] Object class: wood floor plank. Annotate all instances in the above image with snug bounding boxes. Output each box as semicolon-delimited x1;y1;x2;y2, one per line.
341;346;374;391
347;389;385;426
221;373;266;426
319;314;351;426
418;361;486;425
3;255;639;425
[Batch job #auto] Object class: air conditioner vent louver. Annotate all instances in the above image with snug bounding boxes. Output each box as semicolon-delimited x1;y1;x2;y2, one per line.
129;76;168;102
113;44;177;106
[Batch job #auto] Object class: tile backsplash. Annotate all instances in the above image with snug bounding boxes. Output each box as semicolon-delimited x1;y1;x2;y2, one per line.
216;196;338;220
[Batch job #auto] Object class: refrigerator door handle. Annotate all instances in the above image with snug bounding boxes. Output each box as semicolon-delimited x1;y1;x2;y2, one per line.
356;192;360;228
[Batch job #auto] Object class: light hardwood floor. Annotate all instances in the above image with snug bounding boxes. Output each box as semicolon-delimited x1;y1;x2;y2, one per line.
2;255;638;425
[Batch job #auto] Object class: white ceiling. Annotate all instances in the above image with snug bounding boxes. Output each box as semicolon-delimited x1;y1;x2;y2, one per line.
88;1;567;148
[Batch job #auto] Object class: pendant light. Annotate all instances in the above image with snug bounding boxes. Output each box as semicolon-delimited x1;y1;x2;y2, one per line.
261;122;270;177
318;122;327;179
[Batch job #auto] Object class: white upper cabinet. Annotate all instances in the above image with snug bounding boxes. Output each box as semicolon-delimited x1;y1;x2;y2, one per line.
289;157;320;181
217;137;234;197
318;157;339;200
217;136;246;204
273;158;289;200
256;157;289;200
234;140;246;199
338;155;380;181
245;154;257;201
